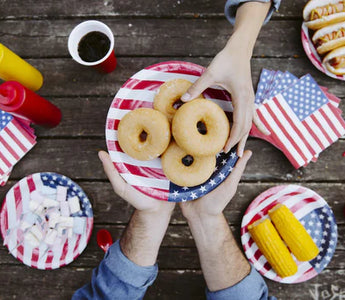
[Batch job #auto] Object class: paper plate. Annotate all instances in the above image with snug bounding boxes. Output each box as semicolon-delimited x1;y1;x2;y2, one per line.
241;184;337;283
0;172;93;270
301;22;345;81
106;60;237;202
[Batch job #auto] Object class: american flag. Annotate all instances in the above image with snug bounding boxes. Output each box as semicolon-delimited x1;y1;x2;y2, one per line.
0;172;93;270
255;74;345;168
241;185;337;283
0;110;36;183
106;61;235;201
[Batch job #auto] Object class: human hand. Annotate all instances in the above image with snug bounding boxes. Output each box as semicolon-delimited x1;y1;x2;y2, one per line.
98;150;175;214
179;150;252;220
181;35;269;157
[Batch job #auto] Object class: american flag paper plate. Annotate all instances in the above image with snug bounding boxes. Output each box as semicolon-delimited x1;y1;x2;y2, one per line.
106;61;237;202
301;23;345;81
0;172;93;270
241;185;337;283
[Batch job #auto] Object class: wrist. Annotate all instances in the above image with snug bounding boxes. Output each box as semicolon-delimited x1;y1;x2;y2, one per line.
225;31;254;59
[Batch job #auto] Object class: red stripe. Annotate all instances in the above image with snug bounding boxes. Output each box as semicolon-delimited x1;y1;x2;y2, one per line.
302;119;325;150
310;114;333;144
327;103;345;133
273;98;317;156
256;108;301;168
112;99;153;110
319;107;341;138
26;175;36;193
134;185;169;201
203;88;232;102
0;149;12;168
45;252;54;269
73;235;82;257
289;197;318;214
11;119;36;144
147;61;204;77
59;239;69;265
264;102;308;165
123;79;164;91
31;250;39;268
4;126;28;153
115;162;167;180
0;135;20;160
106;118;118;131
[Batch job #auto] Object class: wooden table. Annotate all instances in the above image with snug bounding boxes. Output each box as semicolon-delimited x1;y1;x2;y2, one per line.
0;1;344;299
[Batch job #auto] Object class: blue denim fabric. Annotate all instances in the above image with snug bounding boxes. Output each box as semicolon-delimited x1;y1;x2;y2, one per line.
72;240;158;300
225;0;281;25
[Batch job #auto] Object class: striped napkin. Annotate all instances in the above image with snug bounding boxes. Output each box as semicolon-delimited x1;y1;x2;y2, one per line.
251;69;345;169
0;110;36;185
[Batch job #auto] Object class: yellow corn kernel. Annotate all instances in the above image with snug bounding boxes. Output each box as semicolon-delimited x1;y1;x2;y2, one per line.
269;204;319;261
248;219;298;278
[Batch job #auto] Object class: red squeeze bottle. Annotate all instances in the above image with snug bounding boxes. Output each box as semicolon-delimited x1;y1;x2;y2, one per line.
0;81;62;128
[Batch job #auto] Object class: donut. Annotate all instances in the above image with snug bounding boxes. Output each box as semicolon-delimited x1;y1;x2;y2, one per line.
172;98;230;156
117;108;171;160
153;79;204;122
161;141;216;187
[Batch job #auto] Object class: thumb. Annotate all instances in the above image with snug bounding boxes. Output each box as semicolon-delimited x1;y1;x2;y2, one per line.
181;71;213;102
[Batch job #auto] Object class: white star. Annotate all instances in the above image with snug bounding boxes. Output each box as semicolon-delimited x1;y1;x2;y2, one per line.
307;229;312;234
218;172;225;180
308;221;314;226
327;248;333;253
322;207;328;213
301;220;306;226
221;159;227;165
323;231;328;236
50;180;55;185
230;152;237;159
325;223;330;229
182;186;189;191
214;166;218;171
313;237;318;243
199;186;206;192
216;152;221;158
317;255;322;260
321;239;326;244
173;190;179;198
331;232;337;237
190;192;197;200
209;179;216;186
52;176;57;180
228;166;233;172
314;230;320;235
42;176;48;180
317;222;322;227
182;198;187;202
325;256;331;261
329;240;335;245
319;215;324;220
327;216;333;221
315;263;320;268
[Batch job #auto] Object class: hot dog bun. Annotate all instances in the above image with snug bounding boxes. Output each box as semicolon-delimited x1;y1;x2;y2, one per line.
312;21;345;54
323;45;345;74
304;0;345;30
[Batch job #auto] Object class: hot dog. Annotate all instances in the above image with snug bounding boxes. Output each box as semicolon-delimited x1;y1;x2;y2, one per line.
304;0;345;30
312;21;345;54
323;45;345;74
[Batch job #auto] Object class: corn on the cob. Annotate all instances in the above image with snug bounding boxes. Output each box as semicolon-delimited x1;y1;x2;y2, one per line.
248;218;298;278
268;204;319;261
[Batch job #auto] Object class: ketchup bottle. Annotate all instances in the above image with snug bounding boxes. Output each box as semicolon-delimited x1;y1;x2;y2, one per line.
0;81;61;128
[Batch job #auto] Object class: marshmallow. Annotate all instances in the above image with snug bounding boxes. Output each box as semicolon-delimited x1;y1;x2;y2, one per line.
60;201;70;217
29;201;45;215
56;186;68;202
57;226;66;237
43;197;59;208
48;212;60;228
30;224;44;241
68;196;81;214
20;220;32;232
24;231;40;248
73;217;86;235
44;229;58;246
58;216;74;228
30;190;45;204
67;228;73;238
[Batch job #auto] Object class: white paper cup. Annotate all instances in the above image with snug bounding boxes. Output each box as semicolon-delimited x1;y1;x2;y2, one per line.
68;20;116;73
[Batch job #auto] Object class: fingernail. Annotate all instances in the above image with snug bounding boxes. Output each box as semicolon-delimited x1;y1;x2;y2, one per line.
238;148;244;158
181;93;191;101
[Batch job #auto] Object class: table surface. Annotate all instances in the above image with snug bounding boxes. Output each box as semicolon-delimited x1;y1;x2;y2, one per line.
0;1;344;299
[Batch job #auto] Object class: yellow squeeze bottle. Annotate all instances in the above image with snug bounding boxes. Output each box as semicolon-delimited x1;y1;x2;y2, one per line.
0;43;43;91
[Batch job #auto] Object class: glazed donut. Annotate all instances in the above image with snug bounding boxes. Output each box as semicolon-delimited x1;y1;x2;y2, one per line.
117;108;171;160
154;79;204;122
161;141;216;187
172;98;230;156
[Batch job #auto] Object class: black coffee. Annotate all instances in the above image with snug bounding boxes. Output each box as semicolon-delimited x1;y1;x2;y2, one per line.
78;31;110;62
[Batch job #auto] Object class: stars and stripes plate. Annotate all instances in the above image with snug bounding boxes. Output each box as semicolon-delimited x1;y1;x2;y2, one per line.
241;185;337;283
301;23;345;81
106;61;238;202
0;172;93;270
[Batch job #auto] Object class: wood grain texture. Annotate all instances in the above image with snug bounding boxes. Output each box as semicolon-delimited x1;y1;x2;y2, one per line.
0;0;304;19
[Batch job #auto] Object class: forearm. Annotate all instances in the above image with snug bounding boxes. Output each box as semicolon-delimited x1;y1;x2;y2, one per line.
120;209;172;266
187;213;250;292
226;1;271;57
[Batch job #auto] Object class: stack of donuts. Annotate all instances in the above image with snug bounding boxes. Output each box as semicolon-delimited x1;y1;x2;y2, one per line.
117;79;230;187
303;0;345;75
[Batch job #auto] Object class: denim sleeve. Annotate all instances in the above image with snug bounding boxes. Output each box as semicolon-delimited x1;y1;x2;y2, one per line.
206;265;277;300
224;0;281;25
72;240;158;300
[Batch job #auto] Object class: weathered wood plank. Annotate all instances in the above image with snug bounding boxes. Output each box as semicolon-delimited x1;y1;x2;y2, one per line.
6;138;345;182
1;223;344;269
34;96;345;138
0;265;343;300
0;19;302;58
2;182;344;227
0;0;305;19
7;57;343;98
